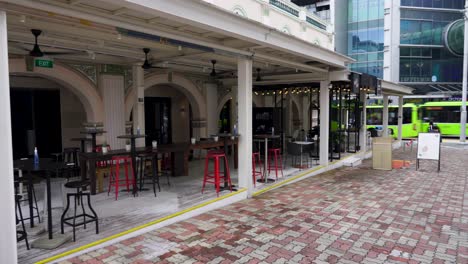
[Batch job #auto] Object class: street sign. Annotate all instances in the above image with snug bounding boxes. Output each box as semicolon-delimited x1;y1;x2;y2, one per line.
34;59;54;68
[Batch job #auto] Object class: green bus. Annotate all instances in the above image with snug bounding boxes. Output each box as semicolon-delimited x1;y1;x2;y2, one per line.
419;101;468;137
366;103;419;138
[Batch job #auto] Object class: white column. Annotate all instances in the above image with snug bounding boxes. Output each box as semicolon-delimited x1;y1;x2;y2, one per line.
382;94;389;137
133;64;145;147
0;11;18;264
319;80;330;166
460;0;468;142
359;90;368;153
230;86;238;133
204;82;218;136
237;58;253;196
101;75;126;149
397;96;403;141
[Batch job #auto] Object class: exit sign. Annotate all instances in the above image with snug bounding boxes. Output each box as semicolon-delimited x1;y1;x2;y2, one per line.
35;59;54;68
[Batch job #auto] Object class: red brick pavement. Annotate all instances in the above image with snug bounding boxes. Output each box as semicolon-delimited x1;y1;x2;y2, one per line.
60;145;468;264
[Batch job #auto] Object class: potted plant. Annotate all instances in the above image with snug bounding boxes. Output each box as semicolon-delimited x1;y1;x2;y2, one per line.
102;141;108;154
125;140;131;151
332;132;345;153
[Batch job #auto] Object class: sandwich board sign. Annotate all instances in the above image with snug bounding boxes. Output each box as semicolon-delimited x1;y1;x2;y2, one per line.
416;132;441;172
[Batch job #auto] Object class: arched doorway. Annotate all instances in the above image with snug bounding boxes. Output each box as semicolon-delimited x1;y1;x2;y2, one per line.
126;73;206;144
218;99;231;133
144;84;192;144
291;99;301;132
8;58;103;157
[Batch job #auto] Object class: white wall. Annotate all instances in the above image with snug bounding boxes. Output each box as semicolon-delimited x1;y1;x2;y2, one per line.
208;0;333;49
145;85;190;143
60;88;87;149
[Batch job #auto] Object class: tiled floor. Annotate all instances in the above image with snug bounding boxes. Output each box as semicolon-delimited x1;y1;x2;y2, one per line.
59;143;468;264
18;152;313;263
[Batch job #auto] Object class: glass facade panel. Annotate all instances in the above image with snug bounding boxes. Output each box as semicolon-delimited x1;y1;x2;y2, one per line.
399;5;463;83
401;0;463;9
347;0;385;78
399;49;463;83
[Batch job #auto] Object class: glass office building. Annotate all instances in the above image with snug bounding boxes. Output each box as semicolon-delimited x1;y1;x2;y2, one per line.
399;2;463;83
347;0;385;79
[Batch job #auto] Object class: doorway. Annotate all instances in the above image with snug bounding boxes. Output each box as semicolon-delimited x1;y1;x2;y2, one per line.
10;89;62;159
145;97;172;145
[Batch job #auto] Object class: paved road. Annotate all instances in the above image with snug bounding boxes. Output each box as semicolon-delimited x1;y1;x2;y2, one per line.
62;145;468;264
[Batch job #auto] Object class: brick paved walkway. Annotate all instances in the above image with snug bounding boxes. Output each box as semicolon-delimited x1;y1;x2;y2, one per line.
61;145;468;264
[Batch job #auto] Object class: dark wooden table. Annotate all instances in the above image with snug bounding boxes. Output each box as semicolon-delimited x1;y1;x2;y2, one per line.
80;145;187;195
190;137;238;190
70;137;92;152
80;130;106;152
14;158;62;239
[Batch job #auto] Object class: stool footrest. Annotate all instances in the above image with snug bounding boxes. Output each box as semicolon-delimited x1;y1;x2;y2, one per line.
62;214;98;227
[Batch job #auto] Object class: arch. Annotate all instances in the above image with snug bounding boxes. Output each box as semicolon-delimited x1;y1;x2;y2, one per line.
290;94;302;122
217;93;232;119
216;92;261;118
125;72;206;122
9;58;103;122
291;98;301;129
232;5;247;17
281;25;291;35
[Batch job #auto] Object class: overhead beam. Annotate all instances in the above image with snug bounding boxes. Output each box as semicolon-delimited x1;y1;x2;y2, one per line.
3;0;329;73
112;8;128;16
68;0;85;5
106;0;352;68
146;17;160;24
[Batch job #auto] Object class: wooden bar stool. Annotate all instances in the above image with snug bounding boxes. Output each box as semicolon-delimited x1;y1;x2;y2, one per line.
268;148;284;180
108;156;135;200
252;152;263;187
202;150;232;197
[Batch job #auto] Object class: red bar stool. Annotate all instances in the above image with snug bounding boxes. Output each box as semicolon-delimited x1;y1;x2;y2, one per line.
202;151;232;197
108;156;135;200
252;152;263;187
268;148;283;180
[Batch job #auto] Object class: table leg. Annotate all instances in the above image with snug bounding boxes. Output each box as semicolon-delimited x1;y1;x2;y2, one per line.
234;142;238;169
80;140;85;153
300;145;303;169
264;139;268;181
223;138;228;188
92;134;97;152
28;172;34;228
46;172;53;239
89;161;96;195
130;138;138;196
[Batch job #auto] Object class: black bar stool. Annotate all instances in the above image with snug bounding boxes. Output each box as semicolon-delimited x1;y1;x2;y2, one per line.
62;147;80;181
158;152;171;186
16;194;29;250
60;180;98;241
137;153;160;196
14;170;41;224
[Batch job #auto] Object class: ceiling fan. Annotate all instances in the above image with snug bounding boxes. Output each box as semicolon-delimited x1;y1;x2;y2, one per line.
27;29;83;57
141;48;166;70
209;60;235;78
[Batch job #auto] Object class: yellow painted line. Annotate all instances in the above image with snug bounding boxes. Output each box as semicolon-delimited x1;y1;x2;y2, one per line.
252;165;325;197
36;188;247;264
